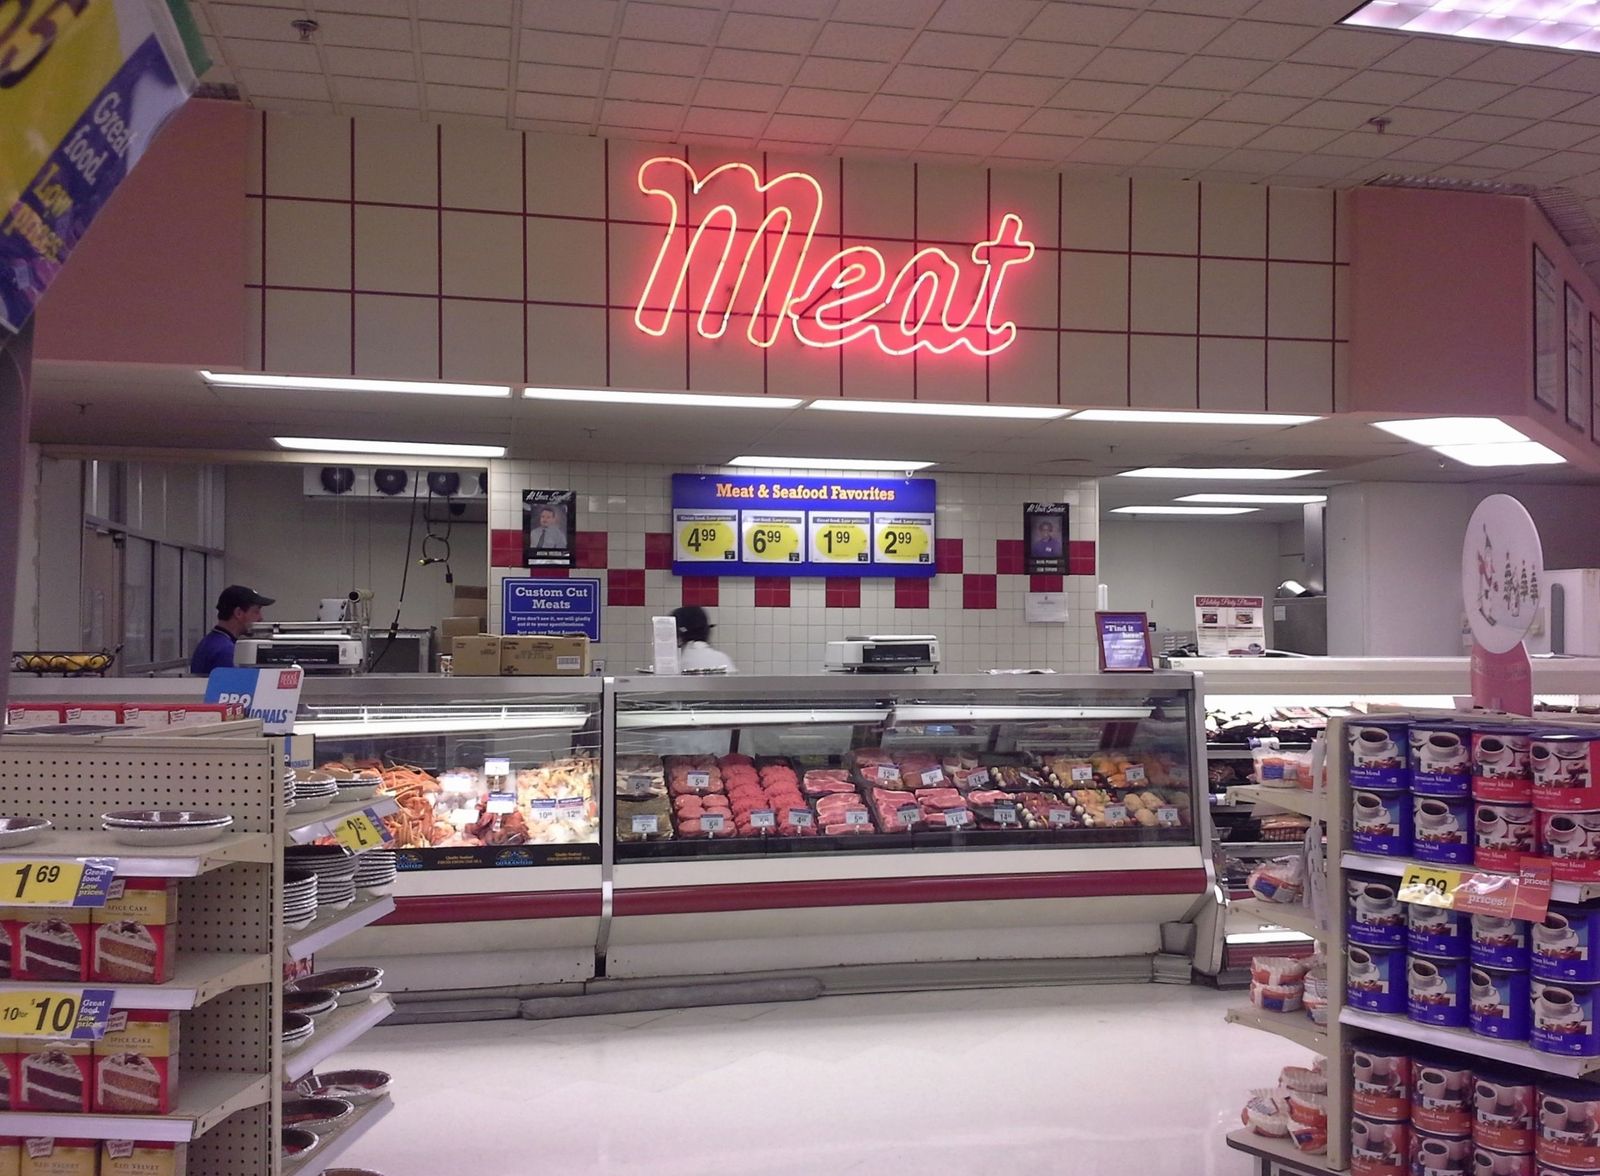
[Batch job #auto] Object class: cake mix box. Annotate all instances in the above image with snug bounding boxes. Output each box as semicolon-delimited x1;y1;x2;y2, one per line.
15;1039;92;1114
0;1139;17;1176
0;1041;15;1110
94;1010;178;1115
19;1139;97;1176
92;879;178;985
11;910;90;983
101;1140;187;1176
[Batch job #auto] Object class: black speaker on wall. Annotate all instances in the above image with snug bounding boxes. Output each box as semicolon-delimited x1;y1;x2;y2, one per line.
426;471;461;497
319;467;356;494
373;468;409;496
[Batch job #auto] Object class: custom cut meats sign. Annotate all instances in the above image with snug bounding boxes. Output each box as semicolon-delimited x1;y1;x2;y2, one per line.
633;158;1035;358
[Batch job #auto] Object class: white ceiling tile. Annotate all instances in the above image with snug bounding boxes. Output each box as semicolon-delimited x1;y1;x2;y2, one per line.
765;113;848;143
324;45;416;79
1069;138;1155;165
695;77;781;110
904;31;1007;70
811;22;914;62
1438;113;1535;143
1172;119;1265;147
601;98;684;130
521;0;618;37
1215;146;1304;172
621;3;720;44
706;48;801;83
1280;153;1371;179
1321;129;1412;158
1480;88;1587;119
1537;58;1600;93
414;0;510;24
1206;92;1306;124
1249;62;1354;99
1506;122;1597;150
608;70;696;103
1247;124;1341;153
1202;21;1318;62
1161;55;1271;91
418;20;510;57
239;68;331;100
1247;0;1376;24
943;102;1031;132
1079;46;1182;84
885;64;979;99
1371;37;1489;76
720;12;818;53
1324;70;1432;105
517;62;603;95
1047;79;1146;111
208;5;305;40
426;83;506;116
317;0;408;14
1127;87;1224;118
1456;144;1552;170
1152;0;1256;13
1288;28;1395;69
1406;78;1515;112
681;106;768;137
226;38;322;72
612;39;705;74
831;0;939;25
965;73;1061;105
422;55;509;89
1381;137;1482;164
791;57;889;91
861;93;947;124
991;40;1098;77
1100;111;1191;142
1021;107;1112;136
842;120;928;148
519;32;610;67
514;92;597;122
929;0;1042;38
1114;11;1229;53
1451;46;1568;85
999;132;1081;161
1556;97;1600;128
1360;106;1456;137
334;76;420;108
249;96;338;116
316;12;414;51
1138;142;1230;170
1283;99;1387;131
1020;4;1137;45
919;126;1007;154
778;87;868;119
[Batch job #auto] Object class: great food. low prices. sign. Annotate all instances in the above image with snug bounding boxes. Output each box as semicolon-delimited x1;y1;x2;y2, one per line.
0;0;207;344
672;474;936;579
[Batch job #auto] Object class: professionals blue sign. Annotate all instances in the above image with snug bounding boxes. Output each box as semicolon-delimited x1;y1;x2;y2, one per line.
503;578;602;640
671;474;937;579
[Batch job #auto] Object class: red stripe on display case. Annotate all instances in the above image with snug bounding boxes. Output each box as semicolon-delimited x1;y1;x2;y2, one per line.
379;890;603;925
612;868;1208;917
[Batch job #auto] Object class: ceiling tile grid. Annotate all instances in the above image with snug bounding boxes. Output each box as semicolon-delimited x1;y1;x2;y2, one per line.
196;0;1600;223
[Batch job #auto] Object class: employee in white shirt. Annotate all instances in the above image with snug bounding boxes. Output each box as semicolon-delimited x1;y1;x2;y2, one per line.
673;606;736;673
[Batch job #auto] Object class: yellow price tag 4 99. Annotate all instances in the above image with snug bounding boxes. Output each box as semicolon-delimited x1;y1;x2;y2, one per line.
5;859;116;907
333;810;390;852
674;511;738;563
1398;864;1462;908
0;989;114;1040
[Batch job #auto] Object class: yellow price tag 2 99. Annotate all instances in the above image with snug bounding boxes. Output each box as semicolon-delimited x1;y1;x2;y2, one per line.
1398;864;1462;908
873;514;934;565
5;859;116;907
0;989;114;1039
333;811;390;852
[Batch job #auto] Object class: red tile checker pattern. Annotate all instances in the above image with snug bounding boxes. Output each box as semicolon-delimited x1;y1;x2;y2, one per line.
645;532;672;570
895;579;929;609
995;540;1024;575
963;574;998;610
607;568;645;606
936;538;963;575
826;579;861;608
681;576;719;607
754;579;791;608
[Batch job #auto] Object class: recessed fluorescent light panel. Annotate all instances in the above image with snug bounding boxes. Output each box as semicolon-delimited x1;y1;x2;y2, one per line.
1072;409;1320;425
202;371;511;398
523;387;801;409
1373;417;1567;468
729;456;934;472
806;400;1070;420
1117;468;1321;480
1178;494;1328;504
273;437;507;458
1343;1;1600;53
1111;506;1258;516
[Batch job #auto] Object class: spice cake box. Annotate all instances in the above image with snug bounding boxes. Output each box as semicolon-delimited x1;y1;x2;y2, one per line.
92;879;178;985
94;1010;179;1115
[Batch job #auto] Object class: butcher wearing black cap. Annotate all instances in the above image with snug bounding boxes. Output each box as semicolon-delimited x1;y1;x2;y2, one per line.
671;605;737;673
189;585;275;676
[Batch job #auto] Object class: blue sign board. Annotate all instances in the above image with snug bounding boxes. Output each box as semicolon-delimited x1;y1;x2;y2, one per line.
503;578;602;640
205;666;304;734
1096;611;1154;673
671;473;938;579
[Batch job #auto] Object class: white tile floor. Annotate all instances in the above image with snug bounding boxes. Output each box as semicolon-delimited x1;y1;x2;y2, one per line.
333;983;1308;1175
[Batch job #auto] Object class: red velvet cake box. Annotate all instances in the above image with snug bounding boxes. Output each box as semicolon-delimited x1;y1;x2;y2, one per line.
20;1137;97;1176
101;1140;187;1176
16;1038;92;1113
95;1009;178;1115
0;1138;17;1176
12;909;90;982
92;878;178;985
0;1040;15;1109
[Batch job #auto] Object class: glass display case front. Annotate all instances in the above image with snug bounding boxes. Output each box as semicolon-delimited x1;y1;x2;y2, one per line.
610;673;1203;861
296;678;602;871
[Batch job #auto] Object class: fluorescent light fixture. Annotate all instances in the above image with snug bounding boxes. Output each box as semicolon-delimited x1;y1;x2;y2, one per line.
298;711;589;737
202;371;510;398
1179;493;1328;505
619;708;887;730
1117;468;1320;480
1072;409;1320;425
892;705;1154;722
1343;0;1600;53
807;400;1070;420
729;456;935;471
274;437;507;458
523;387;801;409
1111;506;1258;516
1373;417;1566;468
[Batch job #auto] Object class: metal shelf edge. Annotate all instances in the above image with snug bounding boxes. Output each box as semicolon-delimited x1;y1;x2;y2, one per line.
282;994;395;1083
283;1094;395;1176
286;894;397;962
1338;1008;1600;1078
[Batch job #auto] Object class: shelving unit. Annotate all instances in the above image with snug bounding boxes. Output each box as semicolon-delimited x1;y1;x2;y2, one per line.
284;1096;394;1176
1228;784;1325;821
1226;1127;1338;1176
1342;849;1600;904
1231;897;1321;941
0;829;275;875
0;1071;271;1143
286;891;397;962
1339;1007;1600;1079
283;994;396;1083
285;795;401;845
0;950;271;1010
1224;1005;1330;1054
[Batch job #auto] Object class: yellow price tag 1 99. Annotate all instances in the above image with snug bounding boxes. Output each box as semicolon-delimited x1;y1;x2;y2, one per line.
333;810;391;852
1398;864;1462;908
742;511;805;564
673;510;739;563
0;989;114;1040
808;513;871;565
5;859;116;907
872;513;935;565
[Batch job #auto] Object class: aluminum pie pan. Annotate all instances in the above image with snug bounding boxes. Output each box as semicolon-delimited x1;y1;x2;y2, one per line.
0;817;52;848
296;1068;392;1106
281;1127;320;1159
293;966;383;1004
103;809;233;827
283;1096;356;1132
285;989;339;1019
102;811;235;846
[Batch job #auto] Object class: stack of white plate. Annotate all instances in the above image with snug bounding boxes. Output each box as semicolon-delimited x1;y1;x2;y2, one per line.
101;810;234;847
293;772;339;812
283;868;319;929
282;1011;316;1052
287;846;358;909
353;851;397;894
282;771;297;812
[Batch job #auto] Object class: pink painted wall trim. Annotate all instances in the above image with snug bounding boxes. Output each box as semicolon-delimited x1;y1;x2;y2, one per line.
33;100;248;368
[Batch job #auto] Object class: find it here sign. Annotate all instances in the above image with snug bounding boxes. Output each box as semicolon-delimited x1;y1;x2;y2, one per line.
503;578;602;641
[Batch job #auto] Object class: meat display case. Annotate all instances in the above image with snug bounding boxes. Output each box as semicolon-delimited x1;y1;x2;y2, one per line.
603;672;1213;981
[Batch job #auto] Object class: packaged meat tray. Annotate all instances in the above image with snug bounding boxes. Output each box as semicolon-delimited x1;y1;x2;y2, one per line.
986;764;1052;793
672;790;732;838
617;796;673;842
964;789;1026;830
615;755;665;800
723;756;817;837
664;755;725;797
870;788;925;832
815;790;875;834
1016;791;1084;829
803;768;856;797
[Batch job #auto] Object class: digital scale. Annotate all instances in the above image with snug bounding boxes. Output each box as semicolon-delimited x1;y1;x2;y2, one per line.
823;635;941;673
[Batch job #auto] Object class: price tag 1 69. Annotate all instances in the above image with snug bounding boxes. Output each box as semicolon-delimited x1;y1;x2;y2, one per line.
1398;865;1462;909
0;989;115;1040
333;810;393;853
8;859;117;907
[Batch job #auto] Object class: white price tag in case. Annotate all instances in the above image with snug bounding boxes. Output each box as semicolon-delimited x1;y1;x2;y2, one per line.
701;814;726;834
844;810;871;827
631;814;658;834
1048;808;1073;827
920;768;945;786
750;810;777;829
788;809;814;828
944;809;972;828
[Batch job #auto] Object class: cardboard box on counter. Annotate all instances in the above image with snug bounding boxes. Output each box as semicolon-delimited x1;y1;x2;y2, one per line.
454;584;489;622
440;616;483;644
451;636;504;676
502;635;591;676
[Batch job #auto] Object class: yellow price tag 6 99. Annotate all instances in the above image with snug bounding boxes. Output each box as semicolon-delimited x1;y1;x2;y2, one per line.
333;810;391;852
1398;864;1462;908
0;989;114;1040
742;512;805;564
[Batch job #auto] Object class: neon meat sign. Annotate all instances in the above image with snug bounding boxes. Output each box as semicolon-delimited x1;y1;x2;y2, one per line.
632;157;1035;358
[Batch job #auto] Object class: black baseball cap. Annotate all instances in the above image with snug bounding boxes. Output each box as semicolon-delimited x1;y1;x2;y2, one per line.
673;606;714;636
216;585;274;617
